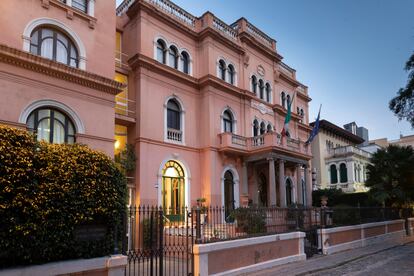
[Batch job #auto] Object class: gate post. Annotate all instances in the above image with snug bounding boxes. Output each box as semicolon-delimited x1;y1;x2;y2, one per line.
159;207;164;276
195;207;202;244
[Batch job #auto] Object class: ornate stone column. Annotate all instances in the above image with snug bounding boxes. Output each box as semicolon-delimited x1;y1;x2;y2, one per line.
296;164;303;204
268;157;277;206
278;159;286;207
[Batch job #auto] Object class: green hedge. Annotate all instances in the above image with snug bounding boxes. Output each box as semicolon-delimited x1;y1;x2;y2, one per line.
312;188;380;207
0;125;127;268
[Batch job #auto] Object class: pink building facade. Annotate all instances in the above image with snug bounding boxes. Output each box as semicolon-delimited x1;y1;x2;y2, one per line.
0;0;313;220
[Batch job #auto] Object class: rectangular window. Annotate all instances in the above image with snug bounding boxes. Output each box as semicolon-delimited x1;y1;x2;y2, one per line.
115;31;122;64
72;0;87;13
114;73;128;116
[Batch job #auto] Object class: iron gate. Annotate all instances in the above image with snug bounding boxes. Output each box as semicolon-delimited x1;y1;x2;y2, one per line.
124;207;194;276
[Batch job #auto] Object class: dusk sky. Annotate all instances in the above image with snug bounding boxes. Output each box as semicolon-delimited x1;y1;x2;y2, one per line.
117;0;414;140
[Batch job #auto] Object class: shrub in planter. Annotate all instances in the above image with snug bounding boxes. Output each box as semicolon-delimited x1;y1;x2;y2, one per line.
0;125;127;268
230;207;266;234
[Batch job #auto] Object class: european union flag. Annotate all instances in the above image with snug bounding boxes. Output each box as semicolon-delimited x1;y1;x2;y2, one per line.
306;105;321;144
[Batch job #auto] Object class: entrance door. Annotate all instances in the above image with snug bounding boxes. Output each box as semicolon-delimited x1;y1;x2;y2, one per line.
258;173;268;207
224;170;235;222
286;178;293;206
162;160;185;222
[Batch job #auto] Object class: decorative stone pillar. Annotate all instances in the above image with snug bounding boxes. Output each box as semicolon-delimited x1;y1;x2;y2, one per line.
305;163;312;206
268;157;277;206
241;162;249;207
278;159;286;207
296;164;303;205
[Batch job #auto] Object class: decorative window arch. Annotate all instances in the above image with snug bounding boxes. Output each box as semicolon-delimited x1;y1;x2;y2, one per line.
221;108;236;133
265;82;272;103
221;165;240;215
339;163;348;183
227;64;235;85
260;121;266;135
281;92;286;108
330;164;338;184
27;107;76;144
266;123;273;133
23;18;86;69
218;59;226;81
156;39;167;64
286;94;291;107
181;51;190;74
19;99;85;134
259;79;265;100
251;75;257;94
285;178;293;206
253;119;259;137
168;45;179;69
164;96;185;144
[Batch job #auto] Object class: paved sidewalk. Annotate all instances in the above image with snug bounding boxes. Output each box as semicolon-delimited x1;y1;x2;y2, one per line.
245;236;414;276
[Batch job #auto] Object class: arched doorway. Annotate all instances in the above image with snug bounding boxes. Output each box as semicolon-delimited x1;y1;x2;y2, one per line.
286;178;293;206
224;170;235;222
258;173;268;207
162;160;185;222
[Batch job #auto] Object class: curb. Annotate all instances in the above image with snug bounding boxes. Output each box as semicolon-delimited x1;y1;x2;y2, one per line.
296;240;414;276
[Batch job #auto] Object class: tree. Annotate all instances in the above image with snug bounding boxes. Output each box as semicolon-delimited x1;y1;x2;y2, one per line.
366;145;414;207
389;52;414;127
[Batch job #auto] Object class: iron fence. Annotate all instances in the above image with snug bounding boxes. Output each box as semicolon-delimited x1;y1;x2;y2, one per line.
121;205;413;275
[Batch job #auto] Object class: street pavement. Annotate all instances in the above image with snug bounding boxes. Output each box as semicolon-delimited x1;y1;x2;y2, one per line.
246;237;414;276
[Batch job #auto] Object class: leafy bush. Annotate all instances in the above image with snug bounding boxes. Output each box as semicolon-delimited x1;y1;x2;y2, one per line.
0;125;127;268
312;188;380;207
230;207;266;234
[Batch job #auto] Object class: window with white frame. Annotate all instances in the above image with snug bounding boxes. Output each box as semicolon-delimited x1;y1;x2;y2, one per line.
181;51;190;74
168;46;179;69
251;75;257;94
259;79;264;100
265;82;271;103
227;64;235;85
156;39;167;64
218;59;226;81
165;98;183;143
222;110;234;133
281;92;286;108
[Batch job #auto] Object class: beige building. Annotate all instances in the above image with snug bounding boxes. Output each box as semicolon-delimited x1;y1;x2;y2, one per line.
371;134;414;149
311;120;371;193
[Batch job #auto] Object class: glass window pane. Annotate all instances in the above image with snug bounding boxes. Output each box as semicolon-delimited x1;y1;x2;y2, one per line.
67;136;75;144
53;120;65;144
38;109;50;120
41;38;54;60
73;0;87;12
54;111;66;124
37;118;51;143
56;40;68;64
31;30;38;46
27;114;35;131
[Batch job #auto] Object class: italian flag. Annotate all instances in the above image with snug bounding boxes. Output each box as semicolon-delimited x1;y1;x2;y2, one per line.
281;93;295;136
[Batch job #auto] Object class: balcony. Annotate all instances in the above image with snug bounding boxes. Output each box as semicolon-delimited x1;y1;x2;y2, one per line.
167;128;182;143
218;132;311;157
115;50;129;69
326;146;372;160
115;95;135;124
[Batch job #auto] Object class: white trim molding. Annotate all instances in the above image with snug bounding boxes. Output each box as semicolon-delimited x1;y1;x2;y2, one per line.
19;99;85;134
163;95;186;145
22;17;87;70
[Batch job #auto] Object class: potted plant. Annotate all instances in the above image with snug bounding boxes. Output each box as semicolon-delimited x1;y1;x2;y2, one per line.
196;198;208;224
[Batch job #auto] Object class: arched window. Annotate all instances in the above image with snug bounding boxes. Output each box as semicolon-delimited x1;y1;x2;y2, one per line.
300;109;304;117
223;110;234;133
253;119;259;137
168;46;179;69
251;75;257;94
224;170;235;222
162;160;185;221
286;94;291;107
259;79;264;100
219;59;226;81
286;178;293;206
27;108;75;144
281;92;286;108
181;51;190;74
301;179;306;205
330;164;338;184
156;39;167;64
167;99;181;130
266;124;273;133
260;122;266;135
30;27;79;67
340;163;348;183
265;83;271;102
258;173;268;207
227;64;235;85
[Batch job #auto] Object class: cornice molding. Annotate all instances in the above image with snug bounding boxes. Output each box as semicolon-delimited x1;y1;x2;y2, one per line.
0;44;124;95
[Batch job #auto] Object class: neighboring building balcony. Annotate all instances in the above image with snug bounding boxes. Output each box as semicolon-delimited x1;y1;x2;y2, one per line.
115;95;135;124
115;50;130;70
218;132;311;157
329;182;369;193
326;145;372;160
